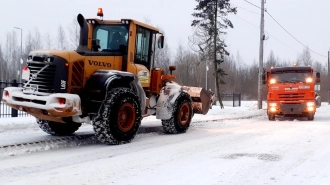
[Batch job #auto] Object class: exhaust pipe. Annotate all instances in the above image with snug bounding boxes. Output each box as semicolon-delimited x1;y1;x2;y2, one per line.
76;14;89;52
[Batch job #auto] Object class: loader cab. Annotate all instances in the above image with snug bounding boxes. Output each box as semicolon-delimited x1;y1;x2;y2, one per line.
92;24;129;53
86;18;163;70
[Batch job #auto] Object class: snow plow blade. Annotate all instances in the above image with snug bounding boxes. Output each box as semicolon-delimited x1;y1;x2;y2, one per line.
182;86;213;115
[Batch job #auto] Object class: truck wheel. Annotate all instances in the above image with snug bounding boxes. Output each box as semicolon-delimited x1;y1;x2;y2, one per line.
36;119;81;135
307;114;314;121
268;114;275;121
162;92;193;134
92;87;141;145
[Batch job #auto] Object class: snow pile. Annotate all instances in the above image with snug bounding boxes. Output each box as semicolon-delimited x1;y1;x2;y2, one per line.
0;116;36;133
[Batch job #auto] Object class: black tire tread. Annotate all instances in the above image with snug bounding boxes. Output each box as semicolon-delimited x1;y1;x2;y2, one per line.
92;87;141;145
161;92;193;134
37;119;81;136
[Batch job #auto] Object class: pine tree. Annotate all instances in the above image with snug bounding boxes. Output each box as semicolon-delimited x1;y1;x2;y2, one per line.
191;0;236;108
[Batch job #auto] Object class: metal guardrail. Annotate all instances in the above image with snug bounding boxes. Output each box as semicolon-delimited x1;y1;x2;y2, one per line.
0;80;30;118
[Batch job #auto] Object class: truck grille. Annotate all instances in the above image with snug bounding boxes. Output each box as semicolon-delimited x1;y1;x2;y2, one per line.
278;93;305;99
24;62;56;94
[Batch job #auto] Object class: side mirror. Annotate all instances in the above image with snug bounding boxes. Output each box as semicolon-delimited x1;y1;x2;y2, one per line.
157;35;164;48
169;66;176;75
91;39;100;51
315;72;320;83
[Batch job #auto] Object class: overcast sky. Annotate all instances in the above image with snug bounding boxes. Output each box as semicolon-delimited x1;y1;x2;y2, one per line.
1;0;329;66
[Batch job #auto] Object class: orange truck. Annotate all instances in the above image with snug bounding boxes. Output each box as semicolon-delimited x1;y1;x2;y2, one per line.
263;65;320;121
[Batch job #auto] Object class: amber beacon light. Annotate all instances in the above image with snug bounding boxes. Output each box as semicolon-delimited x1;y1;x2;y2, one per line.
97;8;103;17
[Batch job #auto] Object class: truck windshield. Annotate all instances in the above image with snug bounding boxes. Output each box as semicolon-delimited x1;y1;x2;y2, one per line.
93;24;129;51
271;72;311;83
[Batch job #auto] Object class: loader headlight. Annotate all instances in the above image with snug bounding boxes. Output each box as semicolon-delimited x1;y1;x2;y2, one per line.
4;90;9;98
307;102;315;107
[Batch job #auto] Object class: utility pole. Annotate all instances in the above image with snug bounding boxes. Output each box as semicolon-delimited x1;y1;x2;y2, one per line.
328;50;330;104
14;27;23;83
257;0;265;109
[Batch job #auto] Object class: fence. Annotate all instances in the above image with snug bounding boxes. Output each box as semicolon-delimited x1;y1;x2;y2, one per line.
219;93;241;107
0;80;30;118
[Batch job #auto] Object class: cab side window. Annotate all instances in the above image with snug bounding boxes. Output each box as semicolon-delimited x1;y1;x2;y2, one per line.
93;25;128;52
135;26;151;68
96;28;109;50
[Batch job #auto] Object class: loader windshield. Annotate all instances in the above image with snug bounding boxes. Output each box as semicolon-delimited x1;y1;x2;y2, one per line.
93;24;129;51
270;71;312;83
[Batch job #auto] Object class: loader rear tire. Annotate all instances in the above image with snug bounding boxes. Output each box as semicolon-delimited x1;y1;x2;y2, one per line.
162;92;193;134
92;87;141;145
37;119;81;136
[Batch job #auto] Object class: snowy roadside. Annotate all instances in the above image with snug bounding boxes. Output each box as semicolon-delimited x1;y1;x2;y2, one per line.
0;101;266;133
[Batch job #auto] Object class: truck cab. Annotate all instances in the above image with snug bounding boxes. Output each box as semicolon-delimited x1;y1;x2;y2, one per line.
263;66;320;121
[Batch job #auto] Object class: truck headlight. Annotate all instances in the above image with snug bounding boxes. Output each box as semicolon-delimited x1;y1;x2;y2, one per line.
305;77;313;83
270;107;277;112
270;78;276;84
307;107;314;111
307;102;315;107
269;103;277;107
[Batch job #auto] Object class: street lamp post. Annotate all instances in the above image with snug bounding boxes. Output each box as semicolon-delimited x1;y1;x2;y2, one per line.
14;27;23;83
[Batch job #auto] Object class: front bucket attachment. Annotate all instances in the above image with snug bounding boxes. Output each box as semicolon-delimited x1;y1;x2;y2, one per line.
182;86;214;115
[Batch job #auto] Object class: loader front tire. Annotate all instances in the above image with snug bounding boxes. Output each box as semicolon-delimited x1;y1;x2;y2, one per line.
162;92;193;134
37;119;81;136
92;87;141;145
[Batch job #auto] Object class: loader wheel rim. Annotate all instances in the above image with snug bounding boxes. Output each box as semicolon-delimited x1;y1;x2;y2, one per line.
117;103;136;132
179;102;191;126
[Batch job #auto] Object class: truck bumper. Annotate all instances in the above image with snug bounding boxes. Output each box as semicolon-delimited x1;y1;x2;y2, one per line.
2;87;81;123
267;101;315;116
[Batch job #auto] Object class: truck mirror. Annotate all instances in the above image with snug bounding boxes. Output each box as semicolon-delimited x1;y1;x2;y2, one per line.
316;72;320;83
158;35;164;48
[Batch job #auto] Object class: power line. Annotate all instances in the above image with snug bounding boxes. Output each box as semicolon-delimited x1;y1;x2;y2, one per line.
265;10;327;57
243;0;261;9
242;0;327;58
233;15;258;28
232;3;260;15
233;15;301;54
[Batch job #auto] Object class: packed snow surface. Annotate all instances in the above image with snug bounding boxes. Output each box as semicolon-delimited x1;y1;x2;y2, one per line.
1;101;330;185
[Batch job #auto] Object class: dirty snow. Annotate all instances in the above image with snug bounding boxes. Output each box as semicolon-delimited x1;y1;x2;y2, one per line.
1;101;330;185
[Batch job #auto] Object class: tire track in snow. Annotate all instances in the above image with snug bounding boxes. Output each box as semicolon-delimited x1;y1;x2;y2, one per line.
0;112;264;154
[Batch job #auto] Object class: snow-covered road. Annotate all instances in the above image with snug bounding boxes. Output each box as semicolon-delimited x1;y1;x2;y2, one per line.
1;102;330;185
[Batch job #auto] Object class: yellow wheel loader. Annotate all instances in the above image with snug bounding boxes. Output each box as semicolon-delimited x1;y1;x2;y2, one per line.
2;8;213;144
